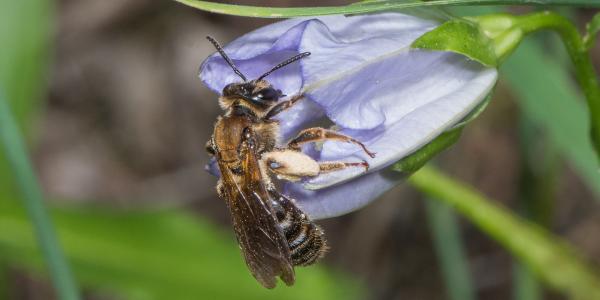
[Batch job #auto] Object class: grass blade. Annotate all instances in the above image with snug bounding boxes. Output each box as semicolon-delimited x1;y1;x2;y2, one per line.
0;92;80;300
425;199;475;300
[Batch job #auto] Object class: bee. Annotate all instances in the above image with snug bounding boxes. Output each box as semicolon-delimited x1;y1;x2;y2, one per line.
204;36;376;288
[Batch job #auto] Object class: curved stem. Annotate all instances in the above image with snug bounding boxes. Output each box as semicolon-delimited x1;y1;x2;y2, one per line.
518;13;600;156
491;11;600;162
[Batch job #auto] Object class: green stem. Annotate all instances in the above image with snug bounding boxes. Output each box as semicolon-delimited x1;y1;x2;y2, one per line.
518;12;600;160
408;165;600;300
483;11;600;162
0;92;80;300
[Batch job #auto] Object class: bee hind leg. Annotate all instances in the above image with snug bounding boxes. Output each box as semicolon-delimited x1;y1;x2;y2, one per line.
262;150;369;182
286;127;376;158
318;160;370;173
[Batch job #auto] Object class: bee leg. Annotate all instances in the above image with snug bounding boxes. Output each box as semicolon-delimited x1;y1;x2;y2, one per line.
264;93;304;119
216;180;226;198
318;160;370;173
262;150;369;182
286;127;376;158
205;139;216;156
262;150;320;182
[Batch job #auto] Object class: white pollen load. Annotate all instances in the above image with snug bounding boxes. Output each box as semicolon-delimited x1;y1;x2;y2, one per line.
264;150;320;177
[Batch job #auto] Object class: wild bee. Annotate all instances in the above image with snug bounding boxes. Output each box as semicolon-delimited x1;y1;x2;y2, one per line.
204;36;376;289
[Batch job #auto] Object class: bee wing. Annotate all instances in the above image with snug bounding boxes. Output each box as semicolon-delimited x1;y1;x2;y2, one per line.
216;142;295;288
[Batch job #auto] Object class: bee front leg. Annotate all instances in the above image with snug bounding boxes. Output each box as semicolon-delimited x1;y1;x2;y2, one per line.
286;127;376;158
206;139;216;156
264;94;304;119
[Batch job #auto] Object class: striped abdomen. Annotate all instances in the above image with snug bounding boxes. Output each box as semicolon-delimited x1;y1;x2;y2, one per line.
270;192;327;266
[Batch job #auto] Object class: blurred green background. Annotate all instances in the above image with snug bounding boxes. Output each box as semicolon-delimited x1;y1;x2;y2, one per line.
1;0;600;299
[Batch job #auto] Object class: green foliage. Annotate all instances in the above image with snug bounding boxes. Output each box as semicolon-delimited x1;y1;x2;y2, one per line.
472;12;600;160
0;201;363;300
410;166;600;300
0;0;50;198
174;0;600;18
412;19;498;66
0;1;82;299
0;0;50;129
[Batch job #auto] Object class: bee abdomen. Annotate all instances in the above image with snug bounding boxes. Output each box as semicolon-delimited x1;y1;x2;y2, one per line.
288;222;327;266
271;193;328;267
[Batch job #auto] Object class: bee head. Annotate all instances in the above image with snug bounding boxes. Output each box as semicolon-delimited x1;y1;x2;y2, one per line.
206;36;310;108
223;81;283;107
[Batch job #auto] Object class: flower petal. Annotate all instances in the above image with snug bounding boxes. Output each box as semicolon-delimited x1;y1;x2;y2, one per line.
304;53;498;189
285;169;405;220
200;13;499;219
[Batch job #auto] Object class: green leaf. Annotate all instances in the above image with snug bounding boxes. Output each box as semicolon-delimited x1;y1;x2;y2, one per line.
173;0;600;18
0;201;364;300
409;166;600;300
412;19;498;66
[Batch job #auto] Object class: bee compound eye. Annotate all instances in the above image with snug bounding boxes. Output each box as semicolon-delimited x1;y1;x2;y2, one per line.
222;83;236;96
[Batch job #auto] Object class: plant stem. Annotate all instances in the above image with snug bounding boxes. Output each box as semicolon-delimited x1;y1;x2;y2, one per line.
490;11;600;162
408;165;600;300
519;12;600;161
0;92;80;300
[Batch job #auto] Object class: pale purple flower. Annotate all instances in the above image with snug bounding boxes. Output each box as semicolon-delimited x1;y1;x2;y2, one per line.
201;13;498;220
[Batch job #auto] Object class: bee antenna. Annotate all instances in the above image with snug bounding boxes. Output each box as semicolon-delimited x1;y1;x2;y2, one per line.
206;36;247;82
257;52;311;81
